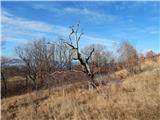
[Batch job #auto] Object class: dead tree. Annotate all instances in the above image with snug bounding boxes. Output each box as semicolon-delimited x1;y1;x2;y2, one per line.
64;24;96;89
1;57;9;98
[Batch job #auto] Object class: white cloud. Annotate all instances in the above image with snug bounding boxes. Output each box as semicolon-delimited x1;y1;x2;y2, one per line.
64;7;115;23
31;3;116;24
2;10;117;47
2;10;69;34
1;10;69;43
2;36;29;44
2;12;53;33
150;30;159;34
32;4;63;15
84;35;118;47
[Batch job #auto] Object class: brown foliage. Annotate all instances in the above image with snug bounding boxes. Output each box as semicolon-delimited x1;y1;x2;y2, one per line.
146;50;155;58
117;41;141;74
146;50;157;62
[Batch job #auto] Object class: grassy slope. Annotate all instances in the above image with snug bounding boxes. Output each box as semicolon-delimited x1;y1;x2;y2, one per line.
1;63;160;120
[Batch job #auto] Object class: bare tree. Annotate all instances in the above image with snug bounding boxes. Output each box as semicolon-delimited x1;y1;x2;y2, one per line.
81;44;114;74
16;38;55;90
64;24;96;89
146;50;155;57
146;50;156;62
118;41;141;74
81;44;105;66
55;38;72;70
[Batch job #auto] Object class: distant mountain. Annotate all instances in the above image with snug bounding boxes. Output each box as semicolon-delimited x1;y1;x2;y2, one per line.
6;58;25;66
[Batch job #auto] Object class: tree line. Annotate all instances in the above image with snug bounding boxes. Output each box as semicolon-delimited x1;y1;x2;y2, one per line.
1;24;159;97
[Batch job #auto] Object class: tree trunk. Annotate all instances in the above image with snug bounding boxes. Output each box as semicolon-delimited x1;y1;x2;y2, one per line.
25;76;28;88
88;74;96;90
1;72;7;98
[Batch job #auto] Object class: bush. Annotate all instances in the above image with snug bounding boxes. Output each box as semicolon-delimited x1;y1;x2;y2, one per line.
117;41;141;74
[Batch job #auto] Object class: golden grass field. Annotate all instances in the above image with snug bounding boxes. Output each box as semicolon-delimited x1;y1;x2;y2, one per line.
1;62;160;120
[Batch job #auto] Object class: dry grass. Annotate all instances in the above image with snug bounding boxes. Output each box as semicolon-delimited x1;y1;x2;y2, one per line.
1;71;88;98
1;63;160;120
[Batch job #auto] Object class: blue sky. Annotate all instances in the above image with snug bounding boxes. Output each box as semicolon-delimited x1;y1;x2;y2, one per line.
1;1;160;57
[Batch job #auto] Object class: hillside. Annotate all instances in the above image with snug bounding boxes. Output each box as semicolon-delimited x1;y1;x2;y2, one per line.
2;1;160;120
1;63;160;120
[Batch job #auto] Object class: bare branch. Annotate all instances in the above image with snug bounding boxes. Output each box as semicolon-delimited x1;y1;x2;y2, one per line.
69;27;74;45
64;42;76;49
73;58;78;60
78;33;84;42
86;48;94;63
75;23;79;33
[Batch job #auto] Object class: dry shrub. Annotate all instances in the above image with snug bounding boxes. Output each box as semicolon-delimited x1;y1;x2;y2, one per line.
118;41;141;74
146;50;157;62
